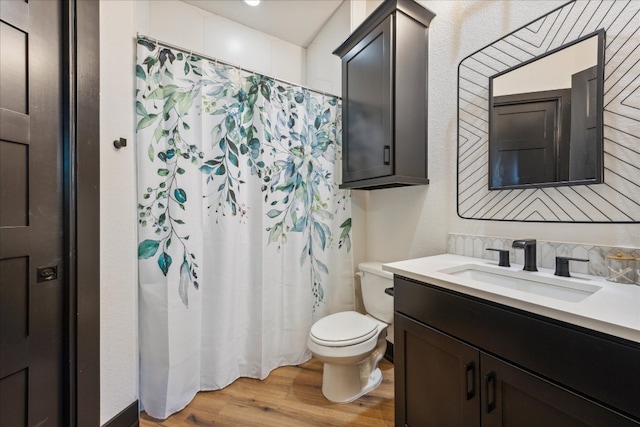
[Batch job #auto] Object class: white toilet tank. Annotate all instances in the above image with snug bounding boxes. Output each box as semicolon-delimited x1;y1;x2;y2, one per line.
358;262;394;324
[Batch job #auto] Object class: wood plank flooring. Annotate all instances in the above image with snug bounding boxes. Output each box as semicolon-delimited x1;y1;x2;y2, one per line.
140;358;394;427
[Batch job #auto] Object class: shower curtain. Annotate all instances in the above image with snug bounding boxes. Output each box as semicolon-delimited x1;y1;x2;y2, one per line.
135;38;354;419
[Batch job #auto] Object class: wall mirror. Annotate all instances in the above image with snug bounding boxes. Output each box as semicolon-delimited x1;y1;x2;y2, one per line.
457;1;640;223
489;30;604;190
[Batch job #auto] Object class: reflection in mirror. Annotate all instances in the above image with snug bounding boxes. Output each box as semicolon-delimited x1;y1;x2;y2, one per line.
488;29;605;190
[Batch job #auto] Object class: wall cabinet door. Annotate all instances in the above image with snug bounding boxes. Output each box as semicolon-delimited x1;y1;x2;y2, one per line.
481;353;639;427
341;15;393;183
333;1;434;190
395;313;480;427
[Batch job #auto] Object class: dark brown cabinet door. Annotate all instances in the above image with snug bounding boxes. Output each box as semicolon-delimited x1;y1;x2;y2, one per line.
395;313;480;427
0;0;65;425
341;15;393;183
481;353;638;427
334;2;433;190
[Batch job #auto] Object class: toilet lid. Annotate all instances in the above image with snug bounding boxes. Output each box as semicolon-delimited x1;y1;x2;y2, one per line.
309;311;378;347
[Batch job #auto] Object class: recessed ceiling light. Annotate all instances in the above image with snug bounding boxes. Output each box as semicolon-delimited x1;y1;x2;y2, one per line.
244;0;260;6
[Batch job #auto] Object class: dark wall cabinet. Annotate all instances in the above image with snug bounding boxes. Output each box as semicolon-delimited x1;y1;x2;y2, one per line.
395;277;640;427
333;0;435;190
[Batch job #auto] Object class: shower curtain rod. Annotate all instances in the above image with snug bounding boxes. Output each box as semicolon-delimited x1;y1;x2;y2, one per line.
136;34;340;100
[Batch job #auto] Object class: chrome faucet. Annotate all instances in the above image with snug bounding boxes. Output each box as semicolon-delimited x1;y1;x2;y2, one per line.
512;239;537;271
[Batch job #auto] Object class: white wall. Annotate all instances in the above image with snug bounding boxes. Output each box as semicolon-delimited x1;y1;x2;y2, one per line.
363;0;640;265
99;1;138;424
494;34;598;96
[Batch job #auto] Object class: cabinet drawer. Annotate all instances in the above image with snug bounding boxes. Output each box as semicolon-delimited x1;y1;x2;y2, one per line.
395;276;640;421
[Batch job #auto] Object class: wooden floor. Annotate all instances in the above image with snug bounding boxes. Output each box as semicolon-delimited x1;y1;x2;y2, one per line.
140;358;394;427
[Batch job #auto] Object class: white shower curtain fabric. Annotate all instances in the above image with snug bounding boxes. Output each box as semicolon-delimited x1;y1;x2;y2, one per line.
136;38;355;419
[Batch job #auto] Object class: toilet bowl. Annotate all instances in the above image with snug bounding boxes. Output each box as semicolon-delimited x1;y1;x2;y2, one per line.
307;262;393;403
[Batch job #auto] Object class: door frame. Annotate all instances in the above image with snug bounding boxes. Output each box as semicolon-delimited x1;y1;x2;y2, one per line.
63;0;100;425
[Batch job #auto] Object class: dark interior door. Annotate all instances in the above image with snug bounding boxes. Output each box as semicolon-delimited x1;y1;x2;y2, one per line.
490;89;571;188
0;0;66;425
491;99;556;188
569;65;598;181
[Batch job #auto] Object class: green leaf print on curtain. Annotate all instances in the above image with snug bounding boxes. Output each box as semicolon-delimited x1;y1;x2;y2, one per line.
136;37;351;310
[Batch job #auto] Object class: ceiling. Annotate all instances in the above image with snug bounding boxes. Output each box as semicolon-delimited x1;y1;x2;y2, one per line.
182;0;345;47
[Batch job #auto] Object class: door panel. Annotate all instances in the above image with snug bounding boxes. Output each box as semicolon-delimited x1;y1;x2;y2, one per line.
490;89;571;188
570;65;598;180
0;369;27;426
342;15;393;183
0;0;65;425
481;353;638;427
0;20;28;114
396;313;480;427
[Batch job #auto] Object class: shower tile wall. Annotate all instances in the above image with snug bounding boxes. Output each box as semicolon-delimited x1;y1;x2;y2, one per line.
448;233;640;277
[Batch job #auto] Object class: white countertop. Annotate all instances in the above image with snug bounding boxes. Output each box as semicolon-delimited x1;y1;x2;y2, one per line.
383;254;640;344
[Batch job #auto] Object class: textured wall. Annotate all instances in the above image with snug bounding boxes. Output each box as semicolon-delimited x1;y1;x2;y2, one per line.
99;1;138;423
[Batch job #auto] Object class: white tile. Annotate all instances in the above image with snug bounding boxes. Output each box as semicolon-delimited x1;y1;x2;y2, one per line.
589;246;607;276
556;243;571;257
472;237;484;258
447;234;454;254
463;236;474;257
571;245;589;260
148;1;206;53
203;14;271;77
270;38;305;86
539;241;555;270
483;238;496;261
305;0;348;96
455;235;465;255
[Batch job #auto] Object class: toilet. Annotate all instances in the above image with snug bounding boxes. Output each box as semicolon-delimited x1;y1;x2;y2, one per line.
307;262;394;403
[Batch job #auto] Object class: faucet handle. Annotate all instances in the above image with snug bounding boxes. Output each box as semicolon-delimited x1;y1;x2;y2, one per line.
555;256;589;277
512;238;536;248
486;248;510;267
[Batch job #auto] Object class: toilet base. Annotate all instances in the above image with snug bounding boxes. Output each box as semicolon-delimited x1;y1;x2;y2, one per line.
321;364;383;403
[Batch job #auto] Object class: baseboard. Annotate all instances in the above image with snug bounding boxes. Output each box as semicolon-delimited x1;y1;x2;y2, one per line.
102;400;139;427
384;341;394;363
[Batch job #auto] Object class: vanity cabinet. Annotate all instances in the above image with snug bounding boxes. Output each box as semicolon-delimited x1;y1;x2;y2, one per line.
333;0;435;190
395;276;640;427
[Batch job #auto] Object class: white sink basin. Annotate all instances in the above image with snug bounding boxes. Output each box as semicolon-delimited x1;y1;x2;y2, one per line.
439;264;602;302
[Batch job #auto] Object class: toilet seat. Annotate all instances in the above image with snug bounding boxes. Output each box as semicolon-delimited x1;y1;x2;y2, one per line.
309;311;378;347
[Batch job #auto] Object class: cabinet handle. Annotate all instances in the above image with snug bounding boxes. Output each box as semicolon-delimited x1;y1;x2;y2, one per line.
465;362;475;400
383;145;390;165
485;372;496;413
